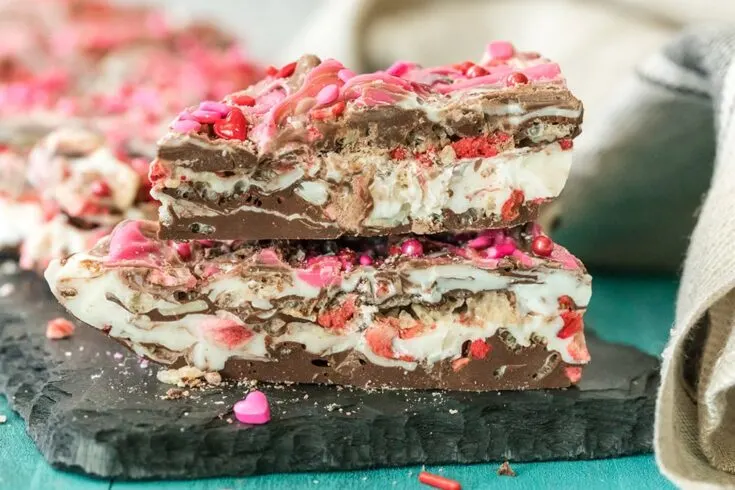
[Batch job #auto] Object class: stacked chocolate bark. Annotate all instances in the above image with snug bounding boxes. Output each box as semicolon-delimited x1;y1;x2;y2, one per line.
46;42;592;391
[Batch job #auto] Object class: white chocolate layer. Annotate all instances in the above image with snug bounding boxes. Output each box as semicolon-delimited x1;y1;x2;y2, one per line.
46;251;591;372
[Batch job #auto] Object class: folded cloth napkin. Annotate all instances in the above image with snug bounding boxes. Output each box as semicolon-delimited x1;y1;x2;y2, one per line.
279;1;735;485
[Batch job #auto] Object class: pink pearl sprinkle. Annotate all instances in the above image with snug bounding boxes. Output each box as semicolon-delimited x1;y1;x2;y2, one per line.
199;100;230;116
359;255;373;266
338;69;355;82
467;235;493;250
315;84;339;106
401;239;424;257
487;41;515;60
171;119;201;133
191;110;222;124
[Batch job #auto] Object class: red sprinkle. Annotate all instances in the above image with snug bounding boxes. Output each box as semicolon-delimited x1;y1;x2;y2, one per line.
311;100;346;120
451;357;470;372
46;317;75;340
559;138;573;150
231;93;256;106
501;189;525;222
276;62;297;78
506;72;529;86
265;65;278;77
389;147;408;160
454;61;474;74
469;339;492;359
558;295;575;310
558;310;584;339
401;239;424;257
213;107;248;141
418;471;462;490
466;65;489;78
90;179;111;198
531;235;553;257
174;242;191;261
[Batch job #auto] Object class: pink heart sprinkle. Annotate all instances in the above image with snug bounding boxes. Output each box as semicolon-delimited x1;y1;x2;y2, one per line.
234;390;271;425
487;41;515;60
171;119;201;133
523;63;561;81
385;61;413;77
191;109;222;124
315;84;339;106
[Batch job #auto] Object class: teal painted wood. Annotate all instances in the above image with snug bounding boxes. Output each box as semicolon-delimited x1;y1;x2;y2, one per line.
0;274;679;490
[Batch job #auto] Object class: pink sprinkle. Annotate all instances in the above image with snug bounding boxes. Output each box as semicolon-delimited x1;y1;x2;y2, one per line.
171;119;201;133
198;240;215;248
234;390;270;425
359;255;373;266
198;101;230;116
487;41;515;60
191;110;222;124
107;221;158;262
174;242;191;260
401;239;424;257
467;235;493;250
258;249;282;265
485;243;516;259
338;69;355;82
385;61;413;77
315;84;339;106
177;111;196;121
46;318;75;340
523;62;561;81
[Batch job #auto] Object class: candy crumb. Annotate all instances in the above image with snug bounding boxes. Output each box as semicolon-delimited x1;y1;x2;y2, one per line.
497;460;516;477
0;415;7;424
46;318;75;340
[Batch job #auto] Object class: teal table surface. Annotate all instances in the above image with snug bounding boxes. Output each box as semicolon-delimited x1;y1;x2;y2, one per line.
0;273;678;490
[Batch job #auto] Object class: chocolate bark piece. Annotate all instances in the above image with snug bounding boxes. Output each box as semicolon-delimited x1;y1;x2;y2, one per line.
154;43;582;241
46;220;591;391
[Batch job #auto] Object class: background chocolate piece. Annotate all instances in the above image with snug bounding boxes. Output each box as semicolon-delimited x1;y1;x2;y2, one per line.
0;270;654;479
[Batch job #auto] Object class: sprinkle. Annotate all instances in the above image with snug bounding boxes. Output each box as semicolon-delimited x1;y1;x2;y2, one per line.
173;242;191;260
233;390;271;425
467;235;493;250
497;460;517;477
400;239;424;257
310;100;345;120
418;471;462;490
359;255;373;266
113;352;123;360
0;283;15;297
466;65;488;78
231;93;256;106
385;61;412;77
531;236;553;257
177;111;196;121
191;110;222;124
276;62;297;78
46;318;75;340
338;69;355;82
213;107;248;141
505;72;529;87
171;119;201;133
315;84;340;106
0;415;6;424
487;41;515;60
558;138;573;150
90;180;111;198
198;100;230;116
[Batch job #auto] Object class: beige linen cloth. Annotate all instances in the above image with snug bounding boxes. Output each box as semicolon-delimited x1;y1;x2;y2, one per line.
274;1;735;487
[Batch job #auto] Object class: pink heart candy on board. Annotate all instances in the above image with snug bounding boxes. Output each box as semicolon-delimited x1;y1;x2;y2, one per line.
234;390;271;425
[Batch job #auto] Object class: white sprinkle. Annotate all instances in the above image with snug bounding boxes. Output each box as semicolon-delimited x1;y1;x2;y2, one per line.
64;352;72;357
0;415;7;424
0;283;15;297
78;346;84;352
113;352;123;360
449;409;458;415
140;360;150;369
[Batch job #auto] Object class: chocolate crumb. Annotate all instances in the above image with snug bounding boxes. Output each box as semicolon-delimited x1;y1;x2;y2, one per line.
497;460;516;477
163;388;185;400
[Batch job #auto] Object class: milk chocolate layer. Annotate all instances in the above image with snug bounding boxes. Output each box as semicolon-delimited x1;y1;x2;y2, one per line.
158;199;545;240
220;334;577;391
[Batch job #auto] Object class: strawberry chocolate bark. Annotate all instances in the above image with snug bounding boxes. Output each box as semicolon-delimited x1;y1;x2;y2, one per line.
153;42;582;241
45;220;591;391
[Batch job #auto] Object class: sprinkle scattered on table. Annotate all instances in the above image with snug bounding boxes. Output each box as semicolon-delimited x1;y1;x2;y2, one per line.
45;317;75;340
497;460;517;477
233;390;271;425
0;414;7;424
418;470;462;490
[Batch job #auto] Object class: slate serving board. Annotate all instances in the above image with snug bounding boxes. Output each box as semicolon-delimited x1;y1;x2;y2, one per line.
0;264;659;480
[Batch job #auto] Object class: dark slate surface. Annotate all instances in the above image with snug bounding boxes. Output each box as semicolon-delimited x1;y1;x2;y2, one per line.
0;265;660;480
